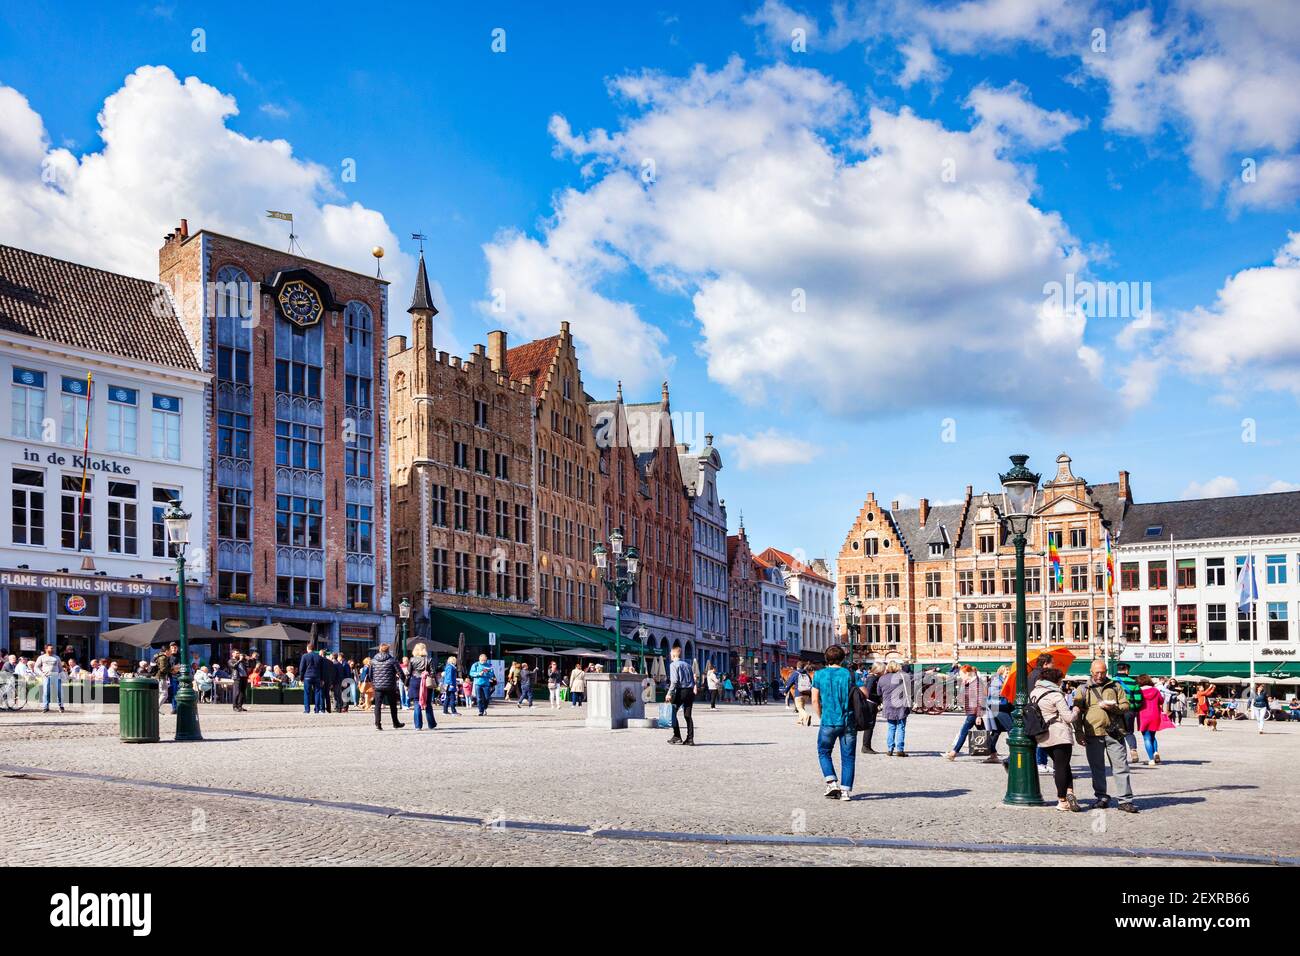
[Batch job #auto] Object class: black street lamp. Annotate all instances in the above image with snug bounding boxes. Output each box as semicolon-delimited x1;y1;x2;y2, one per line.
593;527;640;672
399;598;411;659
999;454;1041;806
840;589;862;669
163;499;201;742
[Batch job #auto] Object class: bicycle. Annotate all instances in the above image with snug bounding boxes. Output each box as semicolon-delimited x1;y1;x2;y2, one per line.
0;673;30;711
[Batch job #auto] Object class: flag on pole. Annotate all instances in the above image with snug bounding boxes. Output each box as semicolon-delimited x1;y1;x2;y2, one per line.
1237;555;1258;612
1104;530;1115;597
1048;535;1064;589
266;210;293;222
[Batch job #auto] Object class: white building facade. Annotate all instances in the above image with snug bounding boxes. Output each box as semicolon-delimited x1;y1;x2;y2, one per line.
0;244;208;663
1115;493;1300;679
679;437;729;672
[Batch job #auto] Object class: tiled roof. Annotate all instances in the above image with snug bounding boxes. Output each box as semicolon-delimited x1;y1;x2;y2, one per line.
1121;492;1300;543
0;243;199;371
887;503;968;559
506;335;560;396
755;546;834;585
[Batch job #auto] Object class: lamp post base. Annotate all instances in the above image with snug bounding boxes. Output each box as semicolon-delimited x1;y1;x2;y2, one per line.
173;686;203;742
1002;734;1043;805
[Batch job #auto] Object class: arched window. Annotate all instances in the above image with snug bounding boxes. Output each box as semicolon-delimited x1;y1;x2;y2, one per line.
214;266;253;384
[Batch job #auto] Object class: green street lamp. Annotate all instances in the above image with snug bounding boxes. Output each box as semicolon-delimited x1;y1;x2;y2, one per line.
594;528;640;672
999;454;1042;806
635;622;648;675
840;589;862;671
163;500;201;742
398;598;411;659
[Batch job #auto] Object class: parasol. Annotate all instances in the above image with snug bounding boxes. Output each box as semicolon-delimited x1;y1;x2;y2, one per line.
1000;645;1077;701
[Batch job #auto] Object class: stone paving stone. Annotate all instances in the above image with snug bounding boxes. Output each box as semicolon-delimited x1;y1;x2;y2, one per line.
2;701;1294;865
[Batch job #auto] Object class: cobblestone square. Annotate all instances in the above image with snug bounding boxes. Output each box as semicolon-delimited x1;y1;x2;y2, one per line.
2;700;1295;867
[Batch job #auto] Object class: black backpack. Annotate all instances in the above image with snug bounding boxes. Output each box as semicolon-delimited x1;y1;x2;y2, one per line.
1023;687;1055;738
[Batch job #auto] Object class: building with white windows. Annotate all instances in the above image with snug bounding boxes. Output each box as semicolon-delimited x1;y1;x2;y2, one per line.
755;547;834;661
0;243;208;663
679;435;729;672
1115;492;1300;679
754;553;788;684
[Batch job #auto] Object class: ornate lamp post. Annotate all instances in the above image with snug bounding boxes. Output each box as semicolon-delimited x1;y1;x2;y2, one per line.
398;598;411;659
593;527;640;672
999;455;1041;806
635;623;648;675
163;500;202;742
840;589;863;670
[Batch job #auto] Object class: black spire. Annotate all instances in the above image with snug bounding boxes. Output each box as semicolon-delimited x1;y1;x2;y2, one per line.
408;252;438;316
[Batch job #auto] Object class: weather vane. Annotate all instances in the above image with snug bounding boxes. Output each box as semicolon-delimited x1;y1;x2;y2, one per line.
411;231;427;254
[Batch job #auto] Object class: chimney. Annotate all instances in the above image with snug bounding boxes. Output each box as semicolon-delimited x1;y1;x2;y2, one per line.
488;330;508;374
919;498;930;527
387;334;407;357
560;320;570;336
890;500;900;512
1118;469;1130;502
179;218;189;239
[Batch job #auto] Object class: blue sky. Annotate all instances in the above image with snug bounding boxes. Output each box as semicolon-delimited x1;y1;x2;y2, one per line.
1;0;1297;565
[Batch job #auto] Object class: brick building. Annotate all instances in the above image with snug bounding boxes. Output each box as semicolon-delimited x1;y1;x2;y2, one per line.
503;323;602;626
158;221;392;660
387;255;535;634
727;519;760;676
590;382;695;659
836;453;1131;669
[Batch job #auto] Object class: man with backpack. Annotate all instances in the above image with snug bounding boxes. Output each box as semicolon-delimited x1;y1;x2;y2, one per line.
1075;658;1139;813
785;663;814;726
1113;662;1144;762
810;644;857;801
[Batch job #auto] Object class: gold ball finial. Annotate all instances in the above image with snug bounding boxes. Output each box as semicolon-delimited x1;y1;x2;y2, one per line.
371;245;385;259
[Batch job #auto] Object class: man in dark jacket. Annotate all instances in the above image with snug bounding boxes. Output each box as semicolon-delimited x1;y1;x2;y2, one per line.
228;650;249;712
332;653;349;712
300;644;324;714
319;650;335;714
369;643;404;730
858;665;882;753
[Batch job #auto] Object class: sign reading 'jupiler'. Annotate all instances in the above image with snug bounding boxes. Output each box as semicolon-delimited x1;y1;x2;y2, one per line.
21;447;131;474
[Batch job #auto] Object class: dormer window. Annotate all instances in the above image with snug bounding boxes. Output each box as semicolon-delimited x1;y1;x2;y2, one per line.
929;543;944;558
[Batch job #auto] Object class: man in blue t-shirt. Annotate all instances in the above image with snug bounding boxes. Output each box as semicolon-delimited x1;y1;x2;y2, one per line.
469;654;494;716
811;644;857;802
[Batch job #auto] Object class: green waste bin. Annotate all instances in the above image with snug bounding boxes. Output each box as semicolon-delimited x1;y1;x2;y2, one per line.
119;677;160;743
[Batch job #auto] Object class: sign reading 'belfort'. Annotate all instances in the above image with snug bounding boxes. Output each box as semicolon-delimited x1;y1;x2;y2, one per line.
21;447;132;474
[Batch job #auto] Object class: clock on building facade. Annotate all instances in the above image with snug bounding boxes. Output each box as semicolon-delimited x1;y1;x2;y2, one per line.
277;279;324;328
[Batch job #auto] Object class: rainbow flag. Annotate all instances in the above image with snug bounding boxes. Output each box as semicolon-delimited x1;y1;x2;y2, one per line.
1049;535;1064;589
1104;530;1116;596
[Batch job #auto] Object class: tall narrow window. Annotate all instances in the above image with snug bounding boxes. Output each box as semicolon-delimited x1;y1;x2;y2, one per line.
11;368;46;440
153;487;180;557
151;395;182;461
60;376;91;446
11;467;44;546
105;386;138;454
106;481;138;555
61;475;92;550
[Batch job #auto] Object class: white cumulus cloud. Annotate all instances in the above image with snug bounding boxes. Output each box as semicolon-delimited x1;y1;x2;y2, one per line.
0;65;416;307
1180;476;1240;499
484;58;1113;425
720;428;821;470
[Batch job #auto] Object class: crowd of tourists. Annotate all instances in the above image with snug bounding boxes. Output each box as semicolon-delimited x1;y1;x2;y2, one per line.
796;645;1295;806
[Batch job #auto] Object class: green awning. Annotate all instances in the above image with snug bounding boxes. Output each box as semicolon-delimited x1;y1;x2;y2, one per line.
953;659;1097;676
1184;661;1299;679
425;608;661;655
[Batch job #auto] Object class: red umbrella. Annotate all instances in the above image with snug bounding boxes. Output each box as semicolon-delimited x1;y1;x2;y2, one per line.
1001;645;1077;701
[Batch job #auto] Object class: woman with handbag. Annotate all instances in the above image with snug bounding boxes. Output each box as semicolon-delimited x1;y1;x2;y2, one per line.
407;643;438;730
1029;667;1081;812
1136;673;1173;764
944;666;985;760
